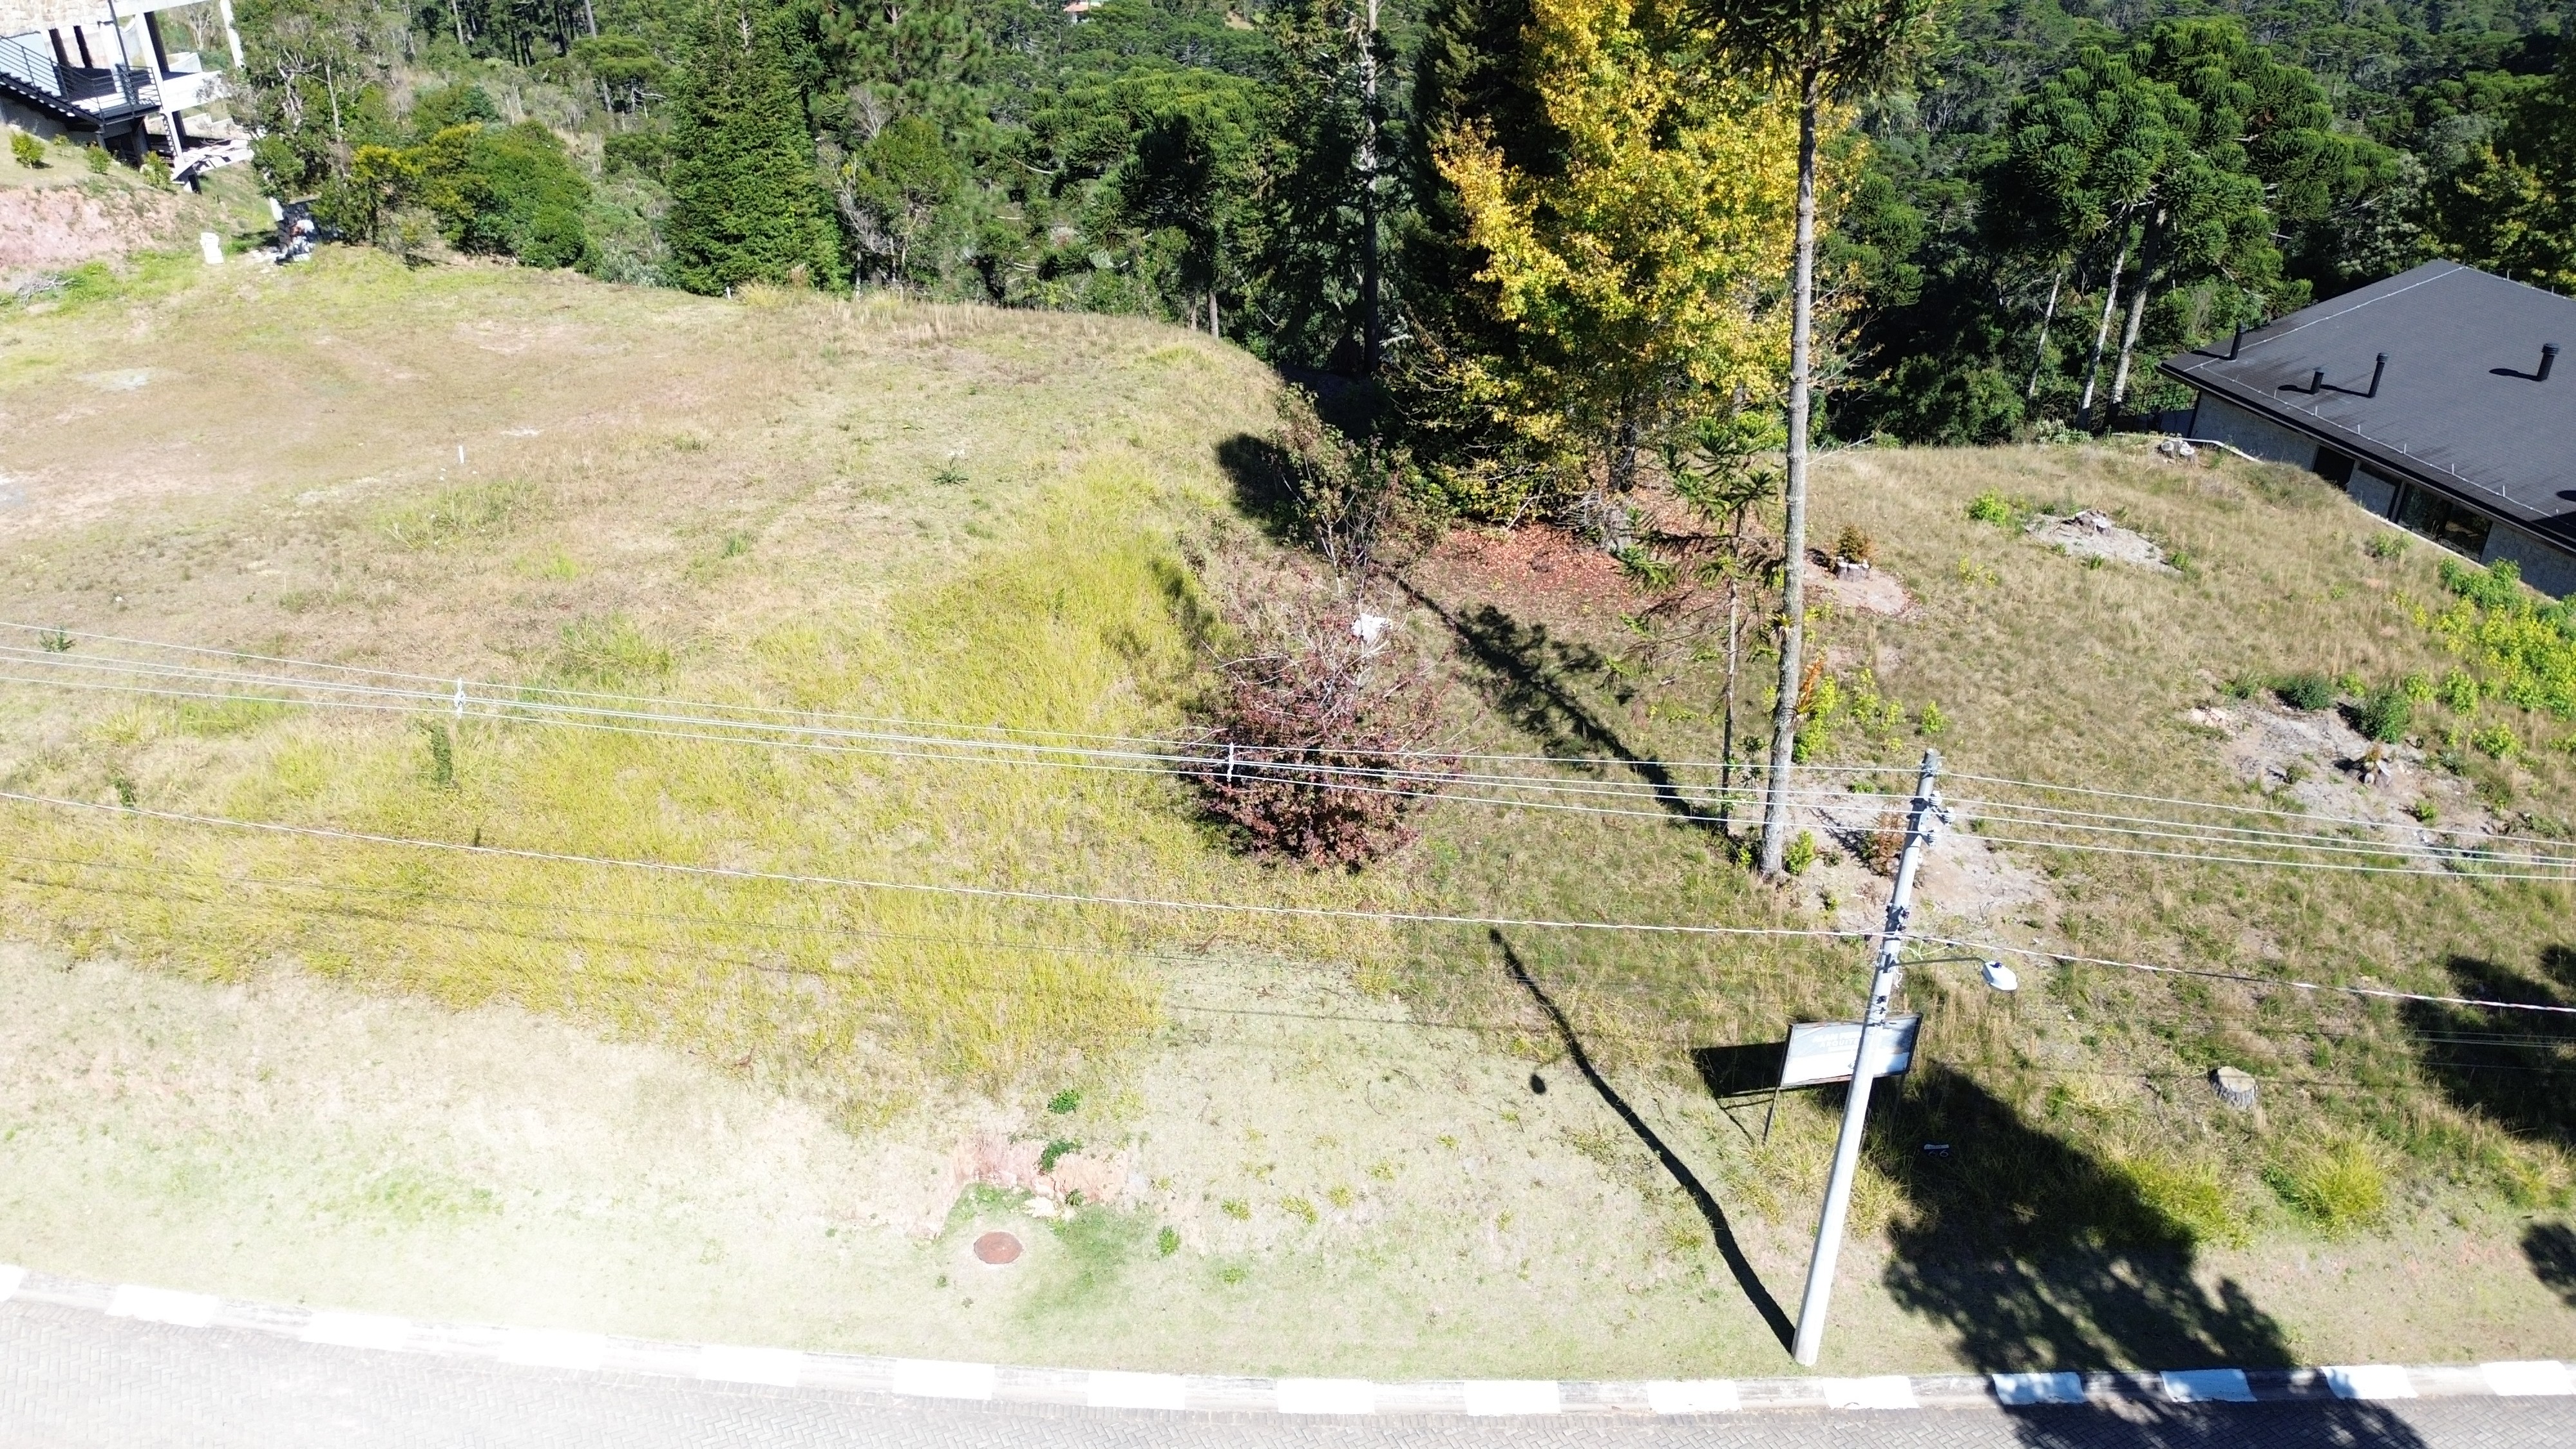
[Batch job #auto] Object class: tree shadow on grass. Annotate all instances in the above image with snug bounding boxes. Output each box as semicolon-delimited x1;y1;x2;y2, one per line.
2401;948;2576;1151
1407;586;1724;835
1493;930;1793;1350
1875;1065;2295;1374
2526;1222;2576;1311
1214;432;1300;546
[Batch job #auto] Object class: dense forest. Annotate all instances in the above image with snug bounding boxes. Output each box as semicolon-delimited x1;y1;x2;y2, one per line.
231;0;2575;519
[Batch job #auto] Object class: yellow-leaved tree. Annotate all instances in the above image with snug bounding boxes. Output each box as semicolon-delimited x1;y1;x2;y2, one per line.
1431;0;1813;539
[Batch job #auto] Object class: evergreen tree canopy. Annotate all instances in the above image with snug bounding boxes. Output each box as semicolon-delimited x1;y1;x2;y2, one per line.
665;1;847;294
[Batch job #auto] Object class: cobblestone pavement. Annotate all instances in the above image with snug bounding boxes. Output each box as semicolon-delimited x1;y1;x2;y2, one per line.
3;1300;2568;1449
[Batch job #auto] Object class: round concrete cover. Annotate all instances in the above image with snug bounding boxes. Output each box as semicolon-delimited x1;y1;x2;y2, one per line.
972;1231;1023;1265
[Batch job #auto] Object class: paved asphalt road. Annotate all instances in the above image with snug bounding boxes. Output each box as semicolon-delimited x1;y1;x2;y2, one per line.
4;1300;2569;1449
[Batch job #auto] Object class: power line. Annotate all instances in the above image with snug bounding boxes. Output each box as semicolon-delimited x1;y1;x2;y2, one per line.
1933;936;2576;1017
0;788;1873;943
1966;829;2576;882
10;627;2573;874
18;659;2572;874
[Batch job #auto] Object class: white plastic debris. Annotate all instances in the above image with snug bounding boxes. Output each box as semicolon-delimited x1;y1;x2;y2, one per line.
1351;614;1391;649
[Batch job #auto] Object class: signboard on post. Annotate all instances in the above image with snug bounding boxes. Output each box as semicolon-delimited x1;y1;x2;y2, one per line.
1761;1014;1921;1142
1780;1014;1921;1088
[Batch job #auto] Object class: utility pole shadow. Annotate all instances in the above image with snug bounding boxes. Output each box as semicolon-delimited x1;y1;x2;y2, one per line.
1493;929;1795;1351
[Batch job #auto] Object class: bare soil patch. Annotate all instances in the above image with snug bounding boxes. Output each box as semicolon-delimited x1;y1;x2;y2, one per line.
1804;554;1915;618
0;184;180;276
1408;524;1645;630
2026;508;2176;571
2187;699;2519;850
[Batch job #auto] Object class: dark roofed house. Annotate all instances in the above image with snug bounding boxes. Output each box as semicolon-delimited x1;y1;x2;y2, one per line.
2159;260;2576;598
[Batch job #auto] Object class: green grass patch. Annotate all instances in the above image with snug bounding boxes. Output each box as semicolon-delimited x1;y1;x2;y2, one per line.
171;697;292;739
552;612;674;686
381;479;544;550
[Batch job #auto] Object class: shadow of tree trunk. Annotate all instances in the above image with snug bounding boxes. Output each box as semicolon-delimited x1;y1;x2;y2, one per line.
1492;929;1794;1350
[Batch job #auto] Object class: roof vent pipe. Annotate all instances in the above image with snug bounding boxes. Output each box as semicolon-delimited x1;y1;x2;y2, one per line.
2308;367;2325;393
2228;324;2244;360
2368;353;2387;398
2541;344;2560;382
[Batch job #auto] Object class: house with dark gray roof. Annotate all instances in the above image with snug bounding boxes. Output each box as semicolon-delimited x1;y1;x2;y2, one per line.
2158;260;2576;598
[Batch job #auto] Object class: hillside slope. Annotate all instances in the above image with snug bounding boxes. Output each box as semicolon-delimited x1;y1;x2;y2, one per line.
1;252;2571;1376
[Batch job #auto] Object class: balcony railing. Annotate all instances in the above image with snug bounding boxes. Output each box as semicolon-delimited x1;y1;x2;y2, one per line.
0;32;159;118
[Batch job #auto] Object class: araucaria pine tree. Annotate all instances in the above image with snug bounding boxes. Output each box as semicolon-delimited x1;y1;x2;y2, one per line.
665;0;845;296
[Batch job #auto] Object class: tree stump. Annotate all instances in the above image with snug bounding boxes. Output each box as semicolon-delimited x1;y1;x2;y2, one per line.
2210;1066;2259;1110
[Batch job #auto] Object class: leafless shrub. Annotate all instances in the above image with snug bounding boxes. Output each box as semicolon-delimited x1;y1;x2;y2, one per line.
1188;606;1454;867
1857;806;1906;876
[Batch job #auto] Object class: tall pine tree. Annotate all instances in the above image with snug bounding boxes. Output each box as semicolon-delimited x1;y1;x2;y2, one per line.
665;0;846;295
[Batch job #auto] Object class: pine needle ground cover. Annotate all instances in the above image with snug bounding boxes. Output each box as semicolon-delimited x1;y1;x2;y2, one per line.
1;255;2572;1374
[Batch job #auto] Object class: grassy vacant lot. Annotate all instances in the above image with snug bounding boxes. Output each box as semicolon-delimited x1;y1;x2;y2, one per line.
1;248;2571;1375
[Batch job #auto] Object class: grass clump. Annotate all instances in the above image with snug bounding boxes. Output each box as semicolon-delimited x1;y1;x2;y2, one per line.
172;697;291;738
2115;1154;2246;1249
1047;1088;1081;1114
8;129;43;169
1965;489;2019;526
381;478;543;549
553;613;674;685
2266;1141;2390;1236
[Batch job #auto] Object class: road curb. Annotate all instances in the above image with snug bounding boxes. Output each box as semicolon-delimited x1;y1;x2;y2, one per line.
6;1262;2570;1416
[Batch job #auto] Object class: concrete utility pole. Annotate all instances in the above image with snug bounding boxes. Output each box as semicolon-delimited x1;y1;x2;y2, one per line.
1790;748;1942;1367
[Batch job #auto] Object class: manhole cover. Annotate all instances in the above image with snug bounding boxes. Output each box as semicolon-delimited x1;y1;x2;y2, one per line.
972;1231;1022;1265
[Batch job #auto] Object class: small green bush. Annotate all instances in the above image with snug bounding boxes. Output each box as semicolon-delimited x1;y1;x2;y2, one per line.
2401;671;2436;703
2266;1141;2389;1236
82;142;108;174
2438;669;2482;711
1783;831;1818;875
1917;701;1947;735
1046;1089;1081;1114
2365;531;2409;560
1833;524;1877;565
2273;671;2335;712
1966;490;2018;526
2472;723;2519;759
8;129;44;169
1156;1226;1180;1256
2355;685;2413;743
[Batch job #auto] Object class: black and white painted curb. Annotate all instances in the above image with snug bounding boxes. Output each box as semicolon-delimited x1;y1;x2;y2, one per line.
5;1262;2570;1416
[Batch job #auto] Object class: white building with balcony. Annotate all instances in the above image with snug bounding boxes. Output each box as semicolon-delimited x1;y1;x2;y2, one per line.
0;0;240;171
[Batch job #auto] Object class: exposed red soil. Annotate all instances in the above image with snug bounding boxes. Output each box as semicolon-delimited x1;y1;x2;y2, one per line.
1406;524;1649;629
